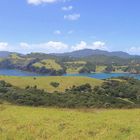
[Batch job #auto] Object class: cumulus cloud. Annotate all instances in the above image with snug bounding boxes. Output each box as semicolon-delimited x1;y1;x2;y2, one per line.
27;0;66;5
19;41;69;53
72;41;107;51
24;41;107;53
92;41;107;50
0;40;108;54
64;14;80;21
62;6;73;11
0;42;9;51
72;41;87;50
42;41;68;51
127;47;140;55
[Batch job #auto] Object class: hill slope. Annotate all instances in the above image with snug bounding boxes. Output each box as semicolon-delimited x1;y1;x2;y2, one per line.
0;76;103;92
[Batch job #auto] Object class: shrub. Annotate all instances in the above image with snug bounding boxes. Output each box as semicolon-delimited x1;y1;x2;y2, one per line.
50;82;60;88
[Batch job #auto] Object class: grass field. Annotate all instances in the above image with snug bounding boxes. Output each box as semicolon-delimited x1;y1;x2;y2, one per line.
33;59;62;70
0;104;140;140
0;76;103;92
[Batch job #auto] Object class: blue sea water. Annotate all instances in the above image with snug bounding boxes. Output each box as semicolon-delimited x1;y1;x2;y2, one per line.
64;73;140;80
0;69;140;80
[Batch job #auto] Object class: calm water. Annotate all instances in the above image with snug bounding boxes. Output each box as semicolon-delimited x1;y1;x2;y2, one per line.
0;69;47;76
0;69;140;80
65;73;140;80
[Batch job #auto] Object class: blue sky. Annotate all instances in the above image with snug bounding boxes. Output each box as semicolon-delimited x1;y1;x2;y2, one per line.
0;0;140;54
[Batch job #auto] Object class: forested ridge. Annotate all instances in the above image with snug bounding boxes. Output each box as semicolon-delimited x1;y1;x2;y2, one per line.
0;77;140;108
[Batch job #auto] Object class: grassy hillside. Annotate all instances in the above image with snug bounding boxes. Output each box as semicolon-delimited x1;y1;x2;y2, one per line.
33;59;62;70
96;65;107;72
0;104;140;140
65;61;86;73
0;76;103;92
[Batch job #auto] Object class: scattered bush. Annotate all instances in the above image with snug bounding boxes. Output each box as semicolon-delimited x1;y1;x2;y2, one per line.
50;82;60;88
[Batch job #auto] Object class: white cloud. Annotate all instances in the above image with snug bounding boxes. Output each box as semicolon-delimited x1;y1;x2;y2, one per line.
127;47;140;55
62;6;73;11
26;41;107;53
72;41;107;51
19;42;30;48
72;41;87;50
54;30;61;35
27;0;66;5
92;41;107;50
42;41;68;51
0;42;9;51
64;14;80;21
0;40;108;54
18;41;69;53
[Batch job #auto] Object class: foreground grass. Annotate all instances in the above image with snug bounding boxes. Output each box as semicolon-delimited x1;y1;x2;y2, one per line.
0;76;103;92
0;104;140;140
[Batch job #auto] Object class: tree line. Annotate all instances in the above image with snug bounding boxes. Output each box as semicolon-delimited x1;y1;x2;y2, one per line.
0;77;140;108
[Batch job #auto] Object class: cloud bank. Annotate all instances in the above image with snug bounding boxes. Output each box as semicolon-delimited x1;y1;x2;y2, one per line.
127;47;140;55
0;41;107;54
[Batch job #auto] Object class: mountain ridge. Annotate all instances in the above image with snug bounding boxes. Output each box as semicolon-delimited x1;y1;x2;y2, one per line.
0;49;139;59
51;49;139;58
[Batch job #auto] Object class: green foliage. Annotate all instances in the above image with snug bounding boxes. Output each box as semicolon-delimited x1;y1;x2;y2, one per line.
0;77;140;108
124;65;140;74
0;51;140;75
104;65;115;73
50;82;60;88
1;105;140;140
79;62;96;73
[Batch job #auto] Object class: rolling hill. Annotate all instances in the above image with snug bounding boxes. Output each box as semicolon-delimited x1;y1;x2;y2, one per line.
51;49;137;58
0;49;140;75
0;76;103;92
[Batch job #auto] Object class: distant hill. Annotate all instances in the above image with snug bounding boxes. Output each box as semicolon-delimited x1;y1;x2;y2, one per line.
0;51;12;58
0;49;140;75
0;49;139;59
51;49;137;58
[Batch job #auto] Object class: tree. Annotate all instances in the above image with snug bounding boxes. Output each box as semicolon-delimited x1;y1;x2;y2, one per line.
50;82;60;88
79;62;96;73
104;65;115;73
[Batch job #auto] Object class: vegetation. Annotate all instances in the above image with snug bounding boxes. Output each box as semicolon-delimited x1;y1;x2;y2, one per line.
104;65;115;73
0;104;140;140
33;59;62;70
0;52;140;75
50;82;60;88
79;62;96;73
96;65;107;72
0;76;103;92
124;65;140;74
0;77;140;108
64;61;86;74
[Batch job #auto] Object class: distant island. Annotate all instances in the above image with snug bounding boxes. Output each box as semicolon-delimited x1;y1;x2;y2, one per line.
0;49;140;75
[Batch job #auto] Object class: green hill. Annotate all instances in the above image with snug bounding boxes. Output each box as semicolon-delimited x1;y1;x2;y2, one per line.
0;76;103;92
33;59;62;70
